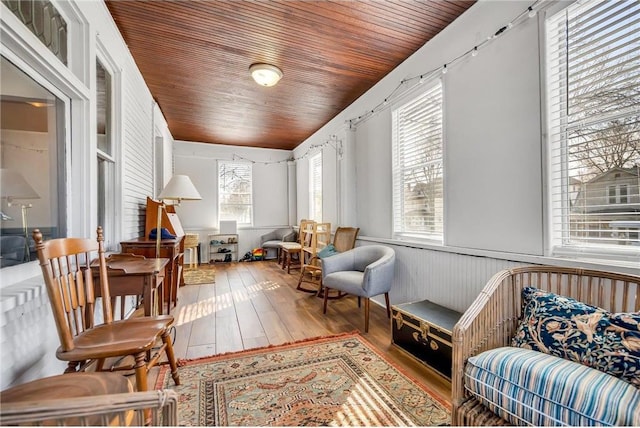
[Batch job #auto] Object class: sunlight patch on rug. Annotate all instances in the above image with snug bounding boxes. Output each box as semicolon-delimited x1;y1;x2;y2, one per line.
183;265;216;285
156;332;450;426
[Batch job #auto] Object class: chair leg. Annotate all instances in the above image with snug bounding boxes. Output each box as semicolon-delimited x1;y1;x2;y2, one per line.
358;296;361;308
385;293;391;318
162;330;180;385
323;286;329;314
65;361;79;373
133;352;148;392
364;298;370;333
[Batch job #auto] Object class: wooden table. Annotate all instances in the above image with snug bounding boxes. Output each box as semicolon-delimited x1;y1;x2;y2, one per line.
92;255;170;316
120;237;184;312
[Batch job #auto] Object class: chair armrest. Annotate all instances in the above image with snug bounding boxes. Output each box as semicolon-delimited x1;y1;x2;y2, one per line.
260;231;277;244
321;250;356;276
451;268;518;423
0;389;178;426
282;231;297;242
362;251;395;295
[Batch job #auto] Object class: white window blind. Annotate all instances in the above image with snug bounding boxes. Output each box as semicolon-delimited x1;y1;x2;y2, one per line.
309;152;322;221
392;81;444;241
218;161;253;225
547;0;640;253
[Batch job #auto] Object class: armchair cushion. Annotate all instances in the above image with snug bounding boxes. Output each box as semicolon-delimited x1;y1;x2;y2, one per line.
511;287;640;386
465;347;640;426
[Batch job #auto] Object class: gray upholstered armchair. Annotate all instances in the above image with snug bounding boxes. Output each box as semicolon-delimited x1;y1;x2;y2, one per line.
260;227;297;260
321;245;395;333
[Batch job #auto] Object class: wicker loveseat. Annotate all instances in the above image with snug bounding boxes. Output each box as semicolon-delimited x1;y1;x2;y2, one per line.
452;266;640;426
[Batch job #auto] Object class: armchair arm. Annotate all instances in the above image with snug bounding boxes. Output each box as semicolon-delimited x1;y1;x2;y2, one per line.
0;390;178;426
281;230;297;242
321;249;356;277
451;269;518;424
361;250;395;296
260;231;277;244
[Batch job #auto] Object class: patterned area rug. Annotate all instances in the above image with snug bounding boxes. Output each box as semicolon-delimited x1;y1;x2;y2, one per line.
156;332;450;426
183;265;216;285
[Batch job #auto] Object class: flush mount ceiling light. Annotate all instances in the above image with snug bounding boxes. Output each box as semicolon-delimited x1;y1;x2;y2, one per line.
249;63;283;87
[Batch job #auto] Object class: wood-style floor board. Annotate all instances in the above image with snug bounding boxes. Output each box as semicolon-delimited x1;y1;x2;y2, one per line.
161;260;452;404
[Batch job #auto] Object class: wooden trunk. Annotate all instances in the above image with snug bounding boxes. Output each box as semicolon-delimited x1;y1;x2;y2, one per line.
391;299;462;379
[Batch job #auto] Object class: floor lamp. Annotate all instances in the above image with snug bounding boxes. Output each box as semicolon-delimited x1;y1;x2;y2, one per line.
0;169;40;262
156;175;202;257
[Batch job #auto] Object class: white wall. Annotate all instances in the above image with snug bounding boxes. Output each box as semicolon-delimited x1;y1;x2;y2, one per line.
293;0;637;311
1;0;173;388
173;141;293;257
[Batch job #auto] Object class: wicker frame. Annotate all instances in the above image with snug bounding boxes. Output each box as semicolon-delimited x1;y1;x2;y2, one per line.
451;265;640;426
0;389;178;426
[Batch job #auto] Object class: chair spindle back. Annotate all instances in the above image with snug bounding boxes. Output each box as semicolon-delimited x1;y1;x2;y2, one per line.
33;227;113;352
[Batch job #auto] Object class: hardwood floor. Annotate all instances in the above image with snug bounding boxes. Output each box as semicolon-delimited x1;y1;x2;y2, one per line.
160;260;452;403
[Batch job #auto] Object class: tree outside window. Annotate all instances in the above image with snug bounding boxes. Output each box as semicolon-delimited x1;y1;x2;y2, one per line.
218;161;252;225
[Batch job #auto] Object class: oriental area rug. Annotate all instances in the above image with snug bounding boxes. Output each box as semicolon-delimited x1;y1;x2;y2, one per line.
156;332;450;426
183;265;216;285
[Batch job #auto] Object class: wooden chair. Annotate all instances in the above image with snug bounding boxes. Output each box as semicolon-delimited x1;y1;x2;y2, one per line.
279;220;315;273
32;227;180;397
297;226;359;295
0;372;178;426
183;233;199;269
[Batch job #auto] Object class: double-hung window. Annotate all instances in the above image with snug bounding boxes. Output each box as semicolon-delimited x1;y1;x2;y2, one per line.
546;0;640;256
96;59;116;250
218;160;253;225
392;81;444;242
309;152;322;221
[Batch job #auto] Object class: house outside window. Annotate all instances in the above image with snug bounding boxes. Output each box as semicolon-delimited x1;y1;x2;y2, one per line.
218;160;253;225
547;0;640;253
309;152;322;221
392;80;444;242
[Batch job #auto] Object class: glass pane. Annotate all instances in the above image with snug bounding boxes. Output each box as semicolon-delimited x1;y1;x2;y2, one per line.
218;161;252;225
96;60;112;155
1;56;65;267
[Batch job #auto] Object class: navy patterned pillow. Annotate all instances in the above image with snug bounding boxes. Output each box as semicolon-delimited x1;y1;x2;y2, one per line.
511;287;640;387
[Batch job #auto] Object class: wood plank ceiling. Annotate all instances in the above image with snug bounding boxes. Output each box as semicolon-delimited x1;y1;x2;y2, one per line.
106;0;475;151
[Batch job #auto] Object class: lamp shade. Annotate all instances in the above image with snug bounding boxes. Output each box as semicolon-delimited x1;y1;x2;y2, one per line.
158;174;202;201
0;169;40;202
249;63;283;87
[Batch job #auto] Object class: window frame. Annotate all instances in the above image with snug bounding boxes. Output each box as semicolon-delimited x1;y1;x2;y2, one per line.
544;0;640;261
309;152;322;222
391;79;444;243
217;160;253;226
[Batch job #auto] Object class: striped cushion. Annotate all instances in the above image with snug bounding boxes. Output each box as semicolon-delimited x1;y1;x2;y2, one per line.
465;347;640;426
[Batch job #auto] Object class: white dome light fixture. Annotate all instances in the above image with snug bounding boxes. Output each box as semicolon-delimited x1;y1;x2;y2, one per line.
249;63;283;87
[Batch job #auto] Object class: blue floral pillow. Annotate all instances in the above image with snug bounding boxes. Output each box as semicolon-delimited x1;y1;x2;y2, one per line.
511;287;640;387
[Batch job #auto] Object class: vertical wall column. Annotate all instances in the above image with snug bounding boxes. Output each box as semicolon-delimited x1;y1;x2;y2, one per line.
287;160;297;226
338;127;357;226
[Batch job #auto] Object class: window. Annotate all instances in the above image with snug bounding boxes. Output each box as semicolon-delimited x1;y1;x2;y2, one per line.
218;161;252;225
0;56;66;267
309;152;322;221
547;0;640;252
392;81;444;242
96;59;116;250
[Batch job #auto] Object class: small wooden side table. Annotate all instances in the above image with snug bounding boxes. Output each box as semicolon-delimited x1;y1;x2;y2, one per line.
92;255;169;316
120;237;184;312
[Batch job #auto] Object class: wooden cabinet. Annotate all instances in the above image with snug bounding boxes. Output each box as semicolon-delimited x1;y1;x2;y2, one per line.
120;237;183;313
208;233;238;262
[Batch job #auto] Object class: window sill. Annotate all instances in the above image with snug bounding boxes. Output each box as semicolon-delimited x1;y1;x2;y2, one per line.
357;236;640;276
